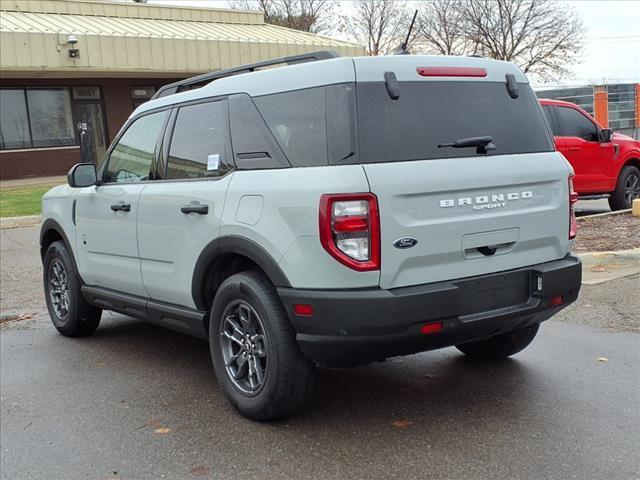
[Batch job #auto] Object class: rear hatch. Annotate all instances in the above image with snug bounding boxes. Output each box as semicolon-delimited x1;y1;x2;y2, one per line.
353;56;572;289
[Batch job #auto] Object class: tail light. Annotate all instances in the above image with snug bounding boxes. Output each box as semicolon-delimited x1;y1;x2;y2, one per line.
569;175;578;239
319;193;380;271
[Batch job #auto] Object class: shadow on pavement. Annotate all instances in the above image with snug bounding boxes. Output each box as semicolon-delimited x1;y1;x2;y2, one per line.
81;313;541;427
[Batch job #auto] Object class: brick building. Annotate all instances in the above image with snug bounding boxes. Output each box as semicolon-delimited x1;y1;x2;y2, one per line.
0;0;363;179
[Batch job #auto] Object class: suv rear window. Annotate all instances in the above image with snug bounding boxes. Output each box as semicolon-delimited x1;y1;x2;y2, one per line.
356;81;553;163
253;84;357;167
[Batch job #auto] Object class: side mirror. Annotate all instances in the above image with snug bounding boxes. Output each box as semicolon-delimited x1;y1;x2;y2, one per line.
68;163;97;188
600;128;614;143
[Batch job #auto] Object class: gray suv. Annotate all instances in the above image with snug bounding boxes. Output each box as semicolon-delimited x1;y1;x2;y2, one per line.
40;51;582;420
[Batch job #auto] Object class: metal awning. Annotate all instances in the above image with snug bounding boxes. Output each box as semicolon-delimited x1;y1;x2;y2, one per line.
0;0;364;78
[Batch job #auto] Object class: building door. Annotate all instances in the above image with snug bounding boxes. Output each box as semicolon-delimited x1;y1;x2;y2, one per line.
71;87;107;164
73;102;107;164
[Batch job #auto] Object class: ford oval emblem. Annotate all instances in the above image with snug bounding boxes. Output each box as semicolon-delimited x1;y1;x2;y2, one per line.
393;237;418;249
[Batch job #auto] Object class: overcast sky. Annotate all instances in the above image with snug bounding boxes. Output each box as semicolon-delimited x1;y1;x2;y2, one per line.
149;0;640;87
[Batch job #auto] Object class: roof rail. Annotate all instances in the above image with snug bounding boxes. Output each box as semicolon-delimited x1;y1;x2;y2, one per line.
152;50;340;100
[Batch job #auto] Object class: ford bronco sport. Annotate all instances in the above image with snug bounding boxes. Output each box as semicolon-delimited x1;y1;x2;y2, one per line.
40;52;582;421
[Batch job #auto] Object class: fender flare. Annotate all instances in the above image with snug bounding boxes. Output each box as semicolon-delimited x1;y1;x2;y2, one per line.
191;235;291;310
621;155;640;169
40;218;84;283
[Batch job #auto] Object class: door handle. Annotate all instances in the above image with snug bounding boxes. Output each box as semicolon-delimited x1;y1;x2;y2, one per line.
181;204;209;215
568;147;580;152
110;203;131;212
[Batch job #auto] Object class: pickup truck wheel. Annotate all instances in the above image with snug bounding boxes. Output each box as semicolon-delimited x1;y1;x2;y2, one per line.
455;324;539;360
209;271;317;421
43;241;101;336
608;165;640;210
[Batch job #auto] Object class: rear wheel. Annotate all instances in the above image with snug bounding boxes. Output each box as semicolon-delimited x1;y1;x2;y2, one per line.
209;271;316;421
608;165;640;210
43;241;101;336
456;324;539;360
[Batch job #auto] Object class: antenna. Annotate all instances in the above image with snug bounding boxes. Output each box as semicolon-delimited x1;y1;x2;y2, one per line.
394;9;418;55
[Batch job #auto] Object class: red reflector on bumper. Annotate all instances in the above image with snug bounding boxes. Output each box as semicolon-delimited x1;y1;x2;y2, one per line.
420;322;444;335
294;304;313;316
549;295;563;306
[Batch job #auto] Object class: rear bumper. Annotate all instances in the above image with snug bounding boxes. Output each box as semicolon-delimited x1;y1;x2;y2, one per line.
278;254;581;367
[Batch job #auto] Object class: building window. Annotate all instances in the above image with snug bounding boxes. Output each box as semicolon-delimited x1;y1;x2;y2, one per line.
131;87;156;109
0;89;30;149
0;87;75;150
26;89;75;148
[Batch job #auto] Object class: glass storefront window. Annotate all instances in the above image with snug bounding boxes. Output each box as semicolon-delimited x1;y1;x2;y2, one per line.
26;89;75;148
0;89;31;149
0;87;78;150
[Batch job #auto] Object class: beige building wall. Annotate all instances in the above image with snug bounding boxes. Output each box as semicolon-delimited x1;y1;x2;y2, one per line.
0;0;364;78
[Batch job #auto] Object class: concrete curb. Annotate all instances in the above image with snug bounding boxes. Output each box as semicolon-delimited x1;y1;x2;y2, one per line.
578;248;640;264
0;215;41;230
577;209;631;220
577;248;640;285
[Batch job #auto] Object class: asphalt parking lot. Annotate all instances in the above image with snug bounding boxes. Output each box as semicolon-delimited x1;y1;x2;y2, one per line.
575;198;610;217
1;225;639;480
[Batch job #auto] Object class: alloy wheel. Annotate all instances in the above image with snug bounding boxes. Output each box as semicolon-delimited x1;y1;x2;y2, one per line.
219;300;268;395
624;173;640;207
49;259;70;319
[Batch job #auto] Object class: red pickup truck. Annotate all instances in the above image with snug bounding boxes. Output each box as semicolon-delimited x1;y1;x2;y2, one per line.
539;98;640;210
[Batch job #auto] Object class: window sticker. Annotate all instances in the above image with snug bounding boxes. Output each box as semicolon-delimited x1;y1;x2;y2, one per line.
207;154;220;171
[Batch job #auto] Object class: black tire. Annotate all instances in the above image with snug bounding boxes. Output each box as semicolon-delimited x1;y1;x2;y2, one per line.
608;165;640;211
456;324;539;360
209;271;316;421
43;240;101;336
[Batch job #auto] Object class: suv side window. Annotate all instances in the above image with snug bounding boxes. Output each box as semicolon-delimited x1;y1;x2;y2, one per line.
252;84;357;167
254;87;328;167
166;100;230;179
104;111;167;183
557;106;598;141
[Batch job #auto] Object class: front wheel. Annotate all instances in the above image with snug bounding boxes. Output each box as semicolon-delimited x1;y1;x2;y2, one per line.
43;241;101;336
209;271;316;421
609;165;640;211
456;324;539;360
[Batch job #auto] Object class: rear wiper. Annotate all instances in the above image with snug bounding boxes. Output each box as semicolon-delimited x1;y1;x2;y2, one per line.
437;136;496;154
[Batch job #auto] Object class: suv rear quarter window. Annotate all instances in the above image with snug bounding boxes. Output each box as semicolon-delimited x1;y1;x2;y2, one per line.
253;83;357;167
254;87;327;167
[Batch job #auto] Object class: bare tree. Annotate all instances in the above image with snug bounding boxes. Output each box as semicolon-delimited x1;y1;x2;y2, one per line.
465;0;584;80
416;0;584;81
417;0;477;56
342;0;411;56
229;0;335;34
